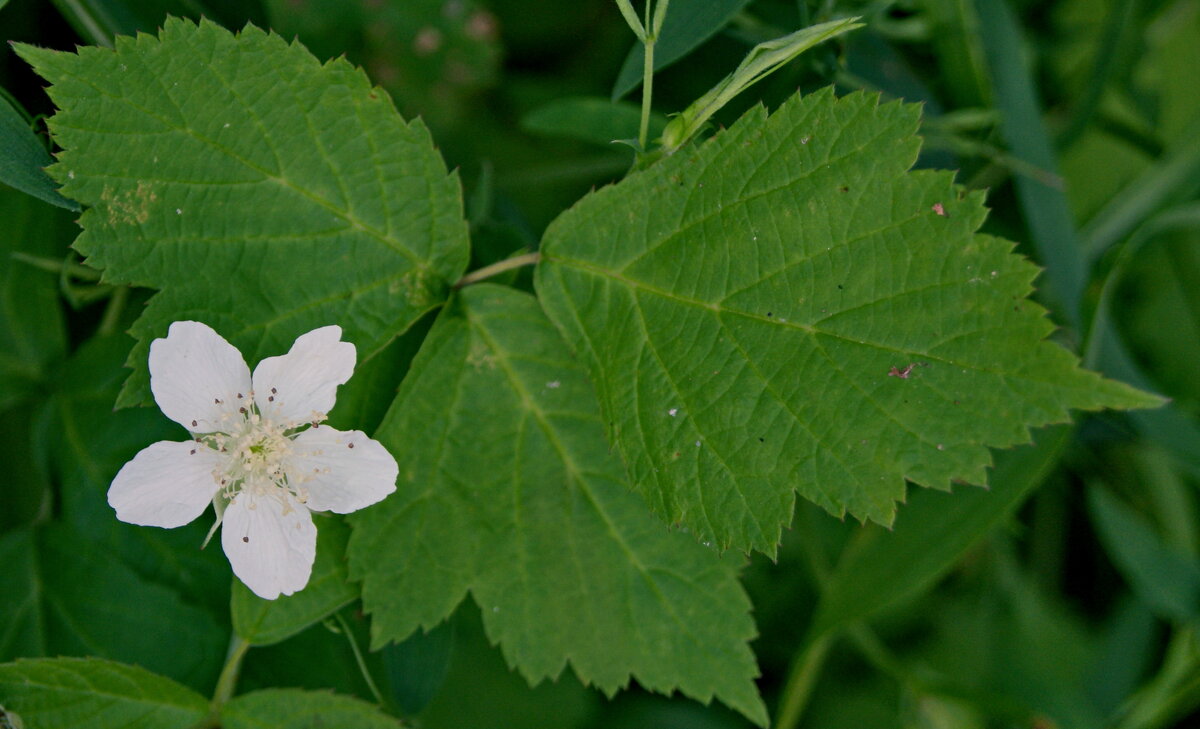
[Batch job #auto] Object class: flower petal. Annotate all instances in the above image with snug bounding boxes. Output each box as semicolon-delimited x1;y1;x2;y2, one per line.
286;426;398;513
150;321;251;433
251;326;355;427
108;440;223;528
221;493;317;600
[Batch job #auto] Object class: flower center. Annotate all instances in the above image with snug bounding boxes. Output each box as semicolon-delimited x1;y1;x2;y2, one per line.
203;398;312;510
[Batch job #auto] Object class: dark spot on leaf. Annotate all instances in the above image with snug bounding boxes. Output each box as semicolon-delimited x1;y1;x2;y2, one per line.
766;312;773;317
758;437;764;443
839;185;849;193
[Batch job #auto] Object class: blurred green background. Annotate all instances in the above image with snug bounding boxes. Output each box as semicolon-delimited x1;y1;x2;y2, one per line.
4;0;1200;727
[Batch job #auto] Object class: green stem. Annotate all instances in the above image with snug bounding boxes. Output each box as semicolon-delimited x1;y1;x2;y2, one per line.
454;251;541;288
334;612;390;710
639;28;655;150
97;285;129;337
10;252;103;281
211;635;250;709
773;633;833;729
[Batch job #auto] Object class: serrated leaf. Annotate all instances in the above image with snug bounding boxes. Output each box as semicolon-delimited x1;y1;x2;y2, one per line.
348;284;765;725
221;688;402;728
0;657;208;729
232;518;358;646
535;88;1160;554
14;18;469;406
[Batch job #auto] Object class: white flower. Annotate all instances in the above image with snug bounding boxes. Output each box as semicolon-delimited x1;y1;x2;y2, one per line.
108;321;398;600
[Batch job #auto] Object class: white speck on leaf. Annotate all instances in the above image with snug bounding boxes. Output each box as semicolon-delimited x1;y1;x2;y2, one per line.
668;408;678;417
546;381;561;389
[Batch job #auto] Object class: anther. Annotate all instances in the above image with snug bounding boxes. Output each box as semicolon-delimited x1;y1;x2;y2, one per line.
242;536;249;543
237;393;243;399
271;387;277;394
190;449;196;455
214;398;222;404
268;396;274;402
191;419;197;427
239;407;247;414
348;443;354;449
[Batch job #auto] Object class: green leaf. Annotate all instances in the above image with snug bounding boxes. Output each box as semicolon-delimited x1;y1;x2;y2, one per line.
381;621;453;715
973;0;1084;327
0;657;208;729
1086;486;1200;622
0;93;77;211
14;18;470;407
221;688;403;728
521;96;667;148
349;284;765;725
37;334;231;618
0;525;225;688
416;605;597;729
233;518;358;646
611;0;752;100
658;18;864;153
810;425;1071;639
0;187;71;410
535;88;1160;555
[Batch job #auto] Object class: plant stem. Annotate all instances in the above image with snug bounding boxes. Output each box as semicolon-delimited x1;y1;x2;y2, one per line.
454;251;541;288
639;27;655;150
10;251;102;280
97;284;129;337
211;634;250;709
334;612;390;710
773;633;833;729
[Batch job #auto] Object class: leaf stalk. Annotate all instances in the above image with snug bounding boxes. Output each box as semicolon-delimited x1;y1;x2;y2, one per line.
454;251;541;288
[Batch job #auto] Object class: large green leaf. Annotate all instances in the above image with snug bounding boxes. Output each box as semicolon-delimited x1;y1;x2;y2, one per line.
221;688;403;728
14;18;469;406
232;518;358;646
0;657;208;729
535;88;1159;555
348;284;765;725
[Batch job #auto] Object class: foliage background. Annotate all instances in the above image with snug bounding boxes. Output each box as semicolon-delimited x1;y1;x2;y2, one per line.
2;0;1200;727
